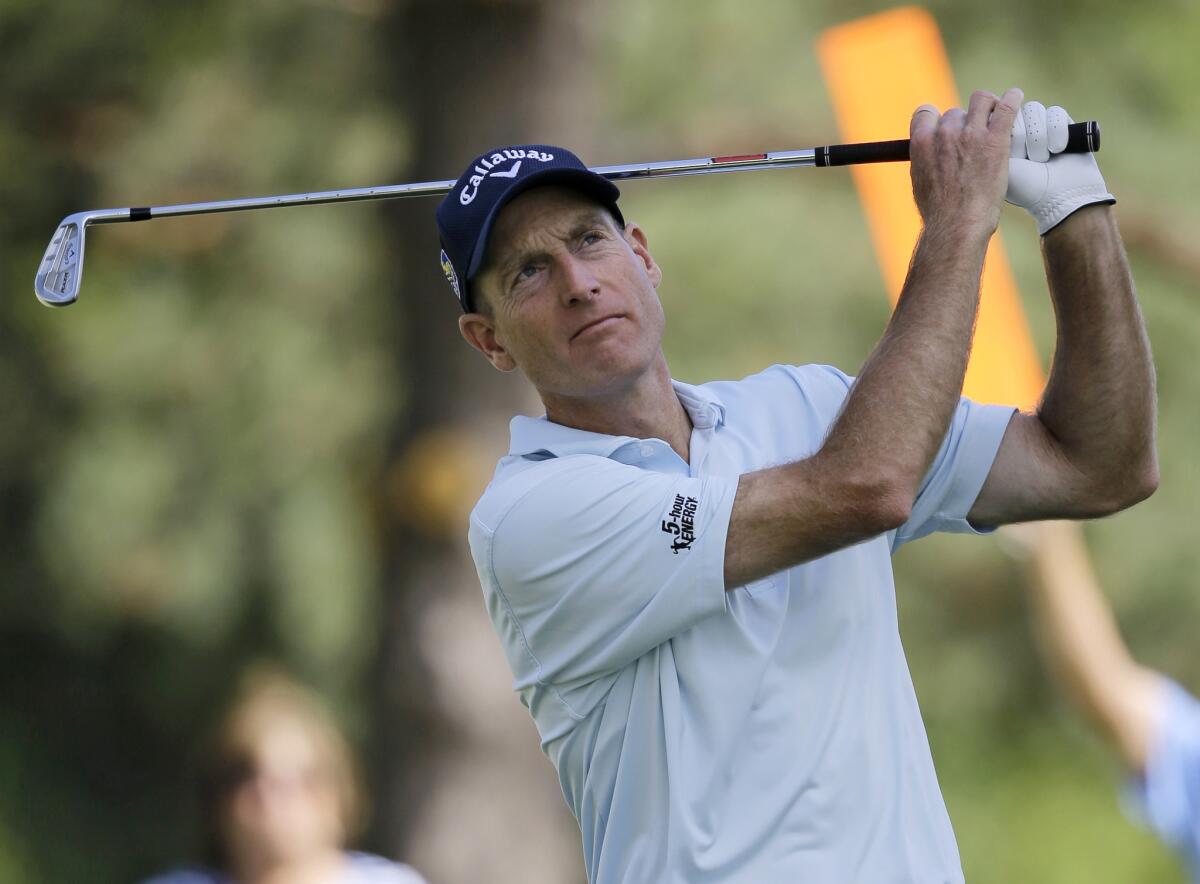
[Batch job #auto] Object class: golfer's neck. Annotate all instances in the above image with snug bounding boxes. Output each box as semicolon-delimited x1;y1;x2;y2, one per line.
543;354;693;462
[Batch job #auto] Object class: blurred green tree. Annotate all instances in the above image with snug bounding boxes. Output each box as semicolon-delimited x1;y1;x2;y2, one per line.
366;3;598;881
1;2;400;880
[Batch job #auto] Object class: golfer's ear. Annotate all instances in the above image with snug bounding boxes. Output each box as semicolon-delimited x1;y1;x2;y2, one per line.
624;222;662;288
458;312;516;372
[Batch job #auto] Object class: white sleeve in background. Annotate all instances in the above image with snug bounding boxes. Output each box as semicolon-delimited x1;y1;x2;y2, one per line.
1126;678;1200;881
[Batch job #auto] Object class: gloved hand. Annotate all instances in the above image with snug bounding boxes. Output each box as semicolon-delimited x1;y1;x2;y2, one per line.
1006;101;1115;235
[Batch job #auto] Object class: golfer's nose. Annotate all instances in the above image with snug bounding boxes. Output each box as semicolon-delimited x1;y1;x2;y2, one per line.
557;254;600;306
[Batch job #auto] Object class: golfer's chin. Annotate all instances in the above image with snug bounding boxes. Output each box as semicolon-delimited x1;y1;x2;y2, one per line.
539;345;658;401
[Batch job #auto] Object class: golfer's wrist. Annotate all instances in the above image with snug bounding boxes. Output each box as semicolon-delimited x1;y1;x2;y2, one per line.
917;219;992;264
1041;201;1114;244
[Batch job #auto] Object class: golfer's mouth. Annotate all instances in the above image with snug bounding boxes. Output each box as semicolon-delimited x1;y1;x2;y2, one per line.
571;314;625;341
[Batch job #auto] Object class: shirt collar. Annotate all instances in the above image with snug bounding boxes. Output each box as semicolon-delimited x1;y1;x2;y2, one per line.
508;379;727;458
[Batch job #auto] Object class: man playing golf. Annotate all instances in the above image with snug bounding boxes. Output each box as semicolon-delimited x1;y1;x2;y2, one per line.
437;88;1157;883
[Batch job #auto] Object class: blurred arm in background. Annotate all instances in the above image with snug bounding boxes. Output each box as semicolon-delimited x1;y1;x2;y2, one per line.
1007;520;1163;770
1006;521;1200;880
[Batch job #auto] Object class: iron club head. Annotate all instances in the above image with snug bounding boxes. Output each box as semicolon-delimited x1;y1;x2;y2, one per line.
35;208;133;306
35;212;90;307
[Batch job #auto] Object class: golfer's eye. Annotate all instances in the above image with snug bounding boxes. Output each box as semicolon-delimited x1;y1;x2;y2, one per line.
581;231;603;247
513;264;539;288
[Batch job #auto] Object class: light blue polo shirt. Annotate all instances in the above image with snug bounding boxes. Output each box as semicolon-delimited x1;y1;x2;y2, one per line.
1128;678;1200;882
468;364;1014;884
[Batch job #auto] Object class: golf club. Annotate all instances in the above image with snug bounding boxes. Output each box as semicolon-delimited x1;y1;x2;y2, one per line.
34;121;1100;307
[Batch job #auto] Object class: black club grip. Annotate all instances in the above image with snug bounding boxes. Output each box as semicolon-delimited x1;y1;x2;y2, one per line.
815;121;1100;167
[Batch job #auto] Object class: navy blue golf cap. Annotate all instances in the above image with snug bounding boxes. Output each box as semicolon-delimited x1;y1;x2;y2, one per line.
435;144;623;313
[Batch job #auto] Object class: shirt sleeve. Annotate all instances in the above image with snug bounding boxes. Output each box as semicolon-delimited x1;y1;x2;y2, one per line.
1125;678;1200;875
471;455;736;691
891;396;1016;550
773;365;1014;550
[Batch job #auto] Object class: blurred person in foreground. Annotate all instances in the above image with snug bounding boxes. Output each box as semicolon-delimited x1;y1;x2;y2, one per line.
143;668;427;884
435;89;1158;883
1008;521;1200;882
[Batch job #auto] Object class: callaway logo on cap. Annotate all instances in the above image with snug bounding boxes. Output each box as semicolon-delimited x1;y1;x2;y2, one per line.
458;148;556;206
435;143;623;313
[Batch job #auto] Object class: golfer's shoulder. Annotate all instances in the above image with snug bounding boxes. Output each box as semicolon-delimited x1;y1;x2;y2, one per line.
470;453;646;536
706;363;855;418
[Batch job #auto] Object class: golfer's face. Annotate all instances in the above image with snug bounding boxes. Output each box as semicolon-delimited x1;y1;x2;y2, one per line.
477;186;665;397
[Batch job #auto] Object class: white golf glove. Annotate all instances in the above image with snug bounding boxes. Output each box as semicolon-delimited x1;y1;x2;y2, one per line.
1006;101;1115;235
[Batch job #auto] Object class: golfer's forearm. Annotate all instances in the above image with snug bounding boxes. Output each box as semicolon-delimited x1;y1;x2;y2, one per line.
824;223;989;499
725;224;988;586
1038;206;1158;506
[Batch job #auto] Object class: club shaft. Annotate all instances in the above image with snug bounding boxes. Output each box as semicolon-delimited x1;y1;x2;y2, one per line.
104;150;817;224
85;121;1103;225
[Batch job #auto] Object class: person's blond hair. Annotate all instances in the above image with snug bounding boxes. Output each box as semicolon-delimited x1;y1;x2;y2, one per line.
197;665;363;869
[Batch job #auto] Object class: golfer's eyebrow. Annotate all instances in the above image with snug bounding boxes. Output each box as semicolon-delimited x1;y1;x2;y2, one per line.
498;213;612;279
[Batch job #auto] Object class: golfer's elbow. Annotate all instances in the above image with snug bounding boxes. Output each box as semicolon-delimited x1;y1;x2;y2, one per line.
870;486;914;533
1086;452;1159;516
840;472;913;534
1132;454;1160;502
1118;458;1159;510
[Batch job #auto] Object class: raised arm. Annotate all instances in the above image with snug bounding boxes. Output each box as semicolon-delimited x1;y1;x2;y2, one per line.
1007;521;1164;772
724;89;1022;588
969;104;1158;527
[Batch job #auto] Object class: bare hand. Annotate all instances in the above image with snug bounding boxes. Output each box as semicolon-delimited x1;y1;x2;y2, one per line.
908;87;1024;238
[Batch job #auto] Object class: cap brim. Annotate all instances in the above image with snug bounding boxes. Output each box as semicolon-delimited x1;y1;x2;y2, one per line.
464;168;623;283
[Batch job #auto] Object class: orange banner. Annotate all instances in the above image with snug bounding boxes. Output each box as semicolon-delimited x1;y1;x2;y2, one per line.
817;6;1044;409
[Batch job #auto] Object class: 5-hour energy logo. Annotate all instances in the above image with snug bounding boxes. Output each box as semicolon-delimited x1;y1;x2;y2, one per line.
661;493;698;554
